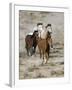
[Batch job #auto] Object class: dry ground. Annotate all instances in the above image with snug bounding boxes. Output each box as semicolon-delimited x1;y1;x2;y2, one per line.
19;11;64;79
19;44;64;79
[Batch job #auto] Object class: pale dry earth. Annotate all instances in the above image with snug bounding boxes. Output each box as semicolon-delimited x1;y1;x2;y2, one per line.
19;11;64;79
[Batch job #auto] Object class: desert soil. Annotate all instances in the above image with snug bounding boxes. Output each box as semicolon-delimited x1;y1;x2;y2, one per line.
19;11;64;79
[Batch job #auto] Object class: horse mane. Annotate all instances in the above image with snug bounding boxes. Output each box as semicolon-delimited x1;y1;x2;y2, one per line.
31;30;38;38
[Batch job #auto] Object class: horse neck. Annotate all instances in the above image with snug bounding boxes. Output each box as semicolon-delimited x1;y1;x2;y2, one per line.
40;29;47;39
31;34;36;41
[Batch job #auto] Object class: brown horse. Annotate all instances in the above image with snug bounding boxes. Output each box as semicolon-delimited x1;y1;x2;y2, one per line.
37;39;50;64
25;30;38;56
36;31;52;64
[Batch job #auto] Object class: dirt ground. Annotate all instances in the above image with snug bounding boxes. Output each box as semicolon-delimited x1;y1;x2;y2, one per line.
19;11;64;79
19;43;64;79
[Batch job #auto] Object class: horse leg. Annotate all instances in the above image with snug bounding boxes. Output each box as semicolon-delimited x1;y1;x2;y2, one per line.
34;46;37;56
25;43;29;56
39;48;42;58
27;48;29;56
51;38;53;48
33;46;36;56
45;52;48;64
33;46;36;53
48;44;50;57
40;50;42;59
29;47;33;56
42;51;45;64
33;43;37;54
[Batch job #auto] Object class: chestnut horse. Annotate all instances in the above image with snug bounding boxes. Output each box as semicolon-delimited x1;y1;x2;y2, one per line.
37;30;52;64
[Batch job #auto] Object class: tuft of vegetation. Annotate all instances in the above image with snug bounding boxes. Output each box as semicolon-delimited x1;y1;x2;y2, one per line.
51;70;64;76
28;67;39;72
36;73;45;78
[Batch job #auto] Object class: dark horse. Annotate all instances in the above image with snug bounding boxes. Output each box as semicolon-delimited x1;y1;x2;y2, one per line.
25;30;38;56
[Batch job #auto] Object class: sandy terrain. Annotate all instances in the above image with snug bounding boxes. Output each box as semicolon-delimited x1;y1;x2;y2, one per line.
19;11;64;79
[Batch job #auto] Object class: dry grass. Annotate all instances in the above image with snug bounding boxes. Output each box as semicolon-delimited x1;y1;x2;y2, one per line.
19;11;64;79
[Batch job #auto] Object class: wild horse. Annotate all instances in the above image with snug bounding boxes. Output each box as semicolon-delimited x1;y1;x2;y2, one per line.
25;30;38;56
